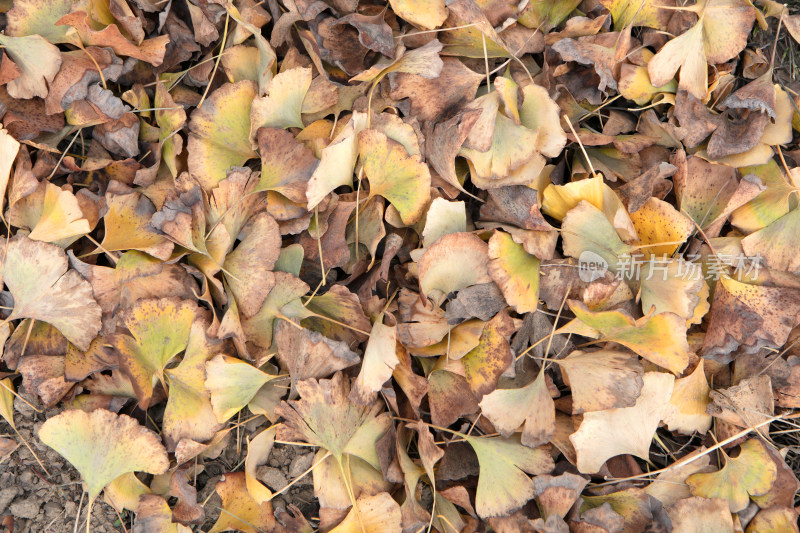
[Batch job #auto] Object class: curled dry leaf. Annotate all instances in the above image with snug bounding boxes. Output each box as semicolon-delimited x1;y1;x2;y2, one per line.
274;320;360;385
133;495;192;533
351;318;398;404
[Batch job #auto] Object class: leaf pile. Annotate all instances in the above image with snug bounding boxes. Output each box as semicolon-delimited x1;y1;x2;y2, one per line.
0;0;799;531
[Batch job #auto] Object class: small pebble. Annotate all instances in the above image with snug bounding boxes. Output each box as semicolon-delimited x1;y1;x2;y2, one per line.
9;496;42;519
43;501;61;519
257;466;288;491
0;487;19;514
288;453;314;481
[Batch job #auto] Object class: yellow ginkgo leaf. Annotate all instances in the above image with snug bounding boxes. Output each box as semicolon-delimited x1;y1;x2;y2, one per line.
730;160;799;233
488;230;540;314
459;93;542;184
466;434;554;518
519;0;581;32
579;487;668;531
648;0;756;99
675;155;753;235
461;311;514;398
746;506;800;533
244;427;275;504
133;495;193;533
0;129;19;214
599;0;672;30
629;197;694;257
104;472;152;513
440;0;512;58
560;200;632;275
330;492;402;533
5;0;74;44
2;235;101;351
409;318;483;359
221;45;261;84
208;472;277;533
205;354;278;422
100;184;174;260
242;272;310;351
162;322;224;450
494;76;520;124
351;39;443;84
542;176;605;221
0;34;61;99
358;128;431;225
519;84;568;159
225;3;276;95
114;298;199;409
420;197;467;250
312;449;392;512
0;378;15;430
187;81;258;190
565;301;690;374
388;0;446;30
38;409;169;503
153;81;186;178
619;62;679;106
663;360;712;435
644;451;713;507
570;372;675;473
351;319;398;405
418;232;491;304
687;439;778;512
25;183;91;245
639;258;710;325
741;207;800;274
249;67;311;136
306;111;369;209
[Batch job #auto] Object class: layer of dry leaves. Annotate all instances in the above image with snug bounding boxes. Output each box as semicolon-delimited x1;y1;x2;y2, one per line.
0;0;800;531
